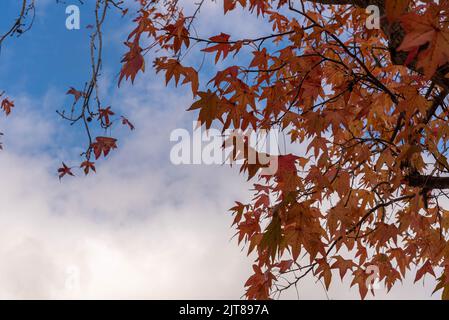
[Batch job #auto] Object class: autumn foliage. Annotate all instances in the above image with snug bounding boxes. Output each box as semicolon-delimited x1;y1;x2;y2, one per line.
5;0;449;299
119;0;449;299
0;91;14;149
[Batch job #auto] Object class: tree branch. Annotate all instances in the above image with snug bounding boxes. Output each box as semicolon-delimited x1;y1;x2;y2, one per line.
406;175;449;189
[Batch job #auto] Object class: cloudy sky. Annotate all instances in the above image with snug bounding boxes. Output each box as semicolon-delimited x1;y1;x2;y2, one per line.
0;0;438;299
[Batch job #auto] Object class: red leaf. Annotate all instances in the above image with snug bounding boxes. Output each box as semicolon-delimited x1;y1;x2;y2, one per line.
80;161;96;175
121;116;135;130
415;260;436;283
98;106;115;126
1;98;14;116
201;33;232;63
119;42;145;85
91;136;118;160
276;260;293;273
66;87;84;103
58;162;74;179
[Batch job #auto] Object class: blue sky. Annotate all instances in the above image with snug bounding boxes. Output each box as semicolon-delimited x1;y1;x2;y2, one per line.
1;2;94;96
0;0;439;299
0;1;141;159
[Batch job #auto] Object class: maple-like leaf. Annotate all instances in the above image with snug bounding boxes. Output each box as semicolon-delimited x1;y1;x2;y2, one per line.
154;58;199;95
91;136;118;160
350;269;370;300
315;259;332;290
201;33;232;63
163;17;190;54
187;90;224;129
385;0;411;22
224;0;247;14
276;260;293;273
277;154;300;174
1;98;14;116
66;87;84;103
121;116;135;130
80;161;96;175
414;260;436;283
244;264;274;300
331;256;357;280
58;162;74;180
398;12;449;77
259;214;282;260
433;274;449;300
98;106;115;126
119;42;145;85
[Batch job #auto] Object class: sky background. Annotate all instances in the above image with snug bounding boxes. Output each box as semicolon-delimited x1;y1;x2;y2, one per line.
0;0;438;299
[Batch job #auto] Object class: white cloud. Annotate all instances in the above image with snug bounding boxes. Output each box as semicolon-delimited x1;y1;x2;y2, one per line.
0;89;254;299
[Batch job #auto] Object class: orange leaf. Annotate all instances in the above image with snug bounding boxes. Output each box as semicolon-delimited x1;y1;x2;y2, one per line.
415;260;436;283
1;98;14;116
385;0;411;22
398;12;449;77
80;161;96;175
58;162;74;179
